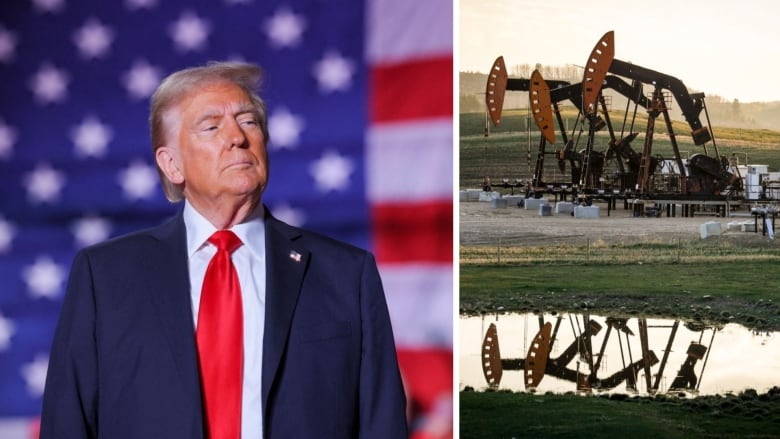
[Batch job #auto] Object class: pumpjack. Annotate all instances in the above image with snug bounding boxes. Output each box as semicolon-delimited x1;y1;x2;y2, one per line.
486;57;654;198
581;31;741;199
484;31;743;202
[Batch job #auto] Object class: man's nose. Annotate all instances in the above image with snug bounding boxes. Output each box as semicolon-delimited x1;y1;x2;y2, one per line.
225;120;248;148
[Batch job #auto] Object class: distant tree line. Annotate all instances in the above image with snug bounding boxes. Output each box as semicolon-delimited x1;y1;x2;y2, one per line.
509;63;582;83
459;65;780;131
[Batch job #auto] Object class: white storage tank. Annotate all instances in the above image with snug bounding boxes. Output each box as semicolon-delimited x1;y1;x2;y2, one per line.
766;172;780;200
745;165;769;200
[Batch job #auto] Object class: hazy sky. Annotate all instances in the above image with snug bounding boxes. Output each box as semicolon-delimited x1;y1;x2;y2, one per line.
459;0;780;102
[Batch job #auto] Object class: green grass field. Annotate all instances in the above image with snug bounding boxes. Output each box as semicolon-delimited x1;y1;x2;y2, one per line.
460;261;780;331
460;390;780;438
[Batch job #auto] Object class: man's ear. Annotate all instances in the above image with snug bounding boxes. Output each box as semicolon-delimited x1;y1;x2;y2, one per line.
155;146;185;185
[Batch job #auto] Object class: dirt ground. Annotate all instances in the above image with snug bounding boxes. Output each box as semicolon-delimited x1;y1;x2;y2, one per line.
459;196;774;247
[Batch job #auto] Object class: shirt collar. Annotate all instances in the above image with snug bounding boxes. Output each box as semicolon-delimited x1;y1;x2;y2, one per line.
183;200;266;259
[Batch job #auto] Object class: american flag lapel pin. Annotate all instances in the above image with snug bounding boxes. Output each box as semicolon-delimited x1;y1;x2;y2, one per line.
289;250;302;262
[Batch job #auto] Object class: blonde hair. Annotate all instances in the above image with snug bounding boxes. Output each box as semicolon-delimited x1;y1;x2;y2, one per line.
149;61;269;202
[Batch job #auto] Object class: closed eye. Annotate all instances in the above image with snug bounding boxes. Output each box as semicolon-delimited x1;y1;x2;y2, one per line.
239;119;260;132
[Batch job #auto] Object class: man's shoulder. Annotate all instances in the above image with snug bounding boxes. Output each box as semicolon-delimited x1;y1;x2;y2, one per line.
82;214;183;257
265;214;370;260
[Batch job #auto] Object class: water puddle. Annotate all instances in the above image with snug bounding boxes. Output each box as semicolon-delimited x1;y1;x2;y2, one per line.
461;313;780;396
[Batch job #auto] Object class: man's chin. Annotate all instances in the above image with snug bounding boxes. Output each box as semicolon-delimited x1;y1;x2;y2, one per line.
228;183;265;200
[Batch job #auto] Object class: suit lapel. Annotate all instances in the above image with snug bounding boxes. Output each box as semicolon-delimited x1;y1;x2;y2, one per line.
261;213;309;411
148;214;203;419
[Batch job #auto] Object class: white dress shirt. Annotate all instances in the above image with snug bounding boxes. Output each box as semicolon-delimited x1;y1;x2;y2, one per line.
183;201;266;438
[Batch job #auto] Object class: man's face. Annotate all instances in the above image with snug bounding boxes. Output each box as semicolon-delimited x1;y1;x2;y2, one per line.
170;82;268;205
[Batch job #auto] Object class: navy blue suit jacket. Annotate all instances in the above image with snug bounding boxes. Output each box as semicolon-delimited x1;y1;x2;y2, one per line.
40;210;408;438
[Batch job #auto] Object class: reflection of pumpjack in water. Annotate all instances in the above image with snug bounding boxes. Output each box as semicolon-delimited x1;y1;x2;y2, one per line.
669;342;708;391
480;315;715;394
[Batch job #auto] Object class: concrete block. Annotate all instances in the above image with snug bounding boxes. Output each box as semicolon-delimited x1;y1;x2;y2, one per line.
740;222;756;233
574;205;600;219
479;191;500;202
491;198;508;209
465;189;482;202
726;221;742;231
524;197;549;210
539;204;552;216
699;221;722;239
555;202;575;214
459;190;467;202
502;195;525;207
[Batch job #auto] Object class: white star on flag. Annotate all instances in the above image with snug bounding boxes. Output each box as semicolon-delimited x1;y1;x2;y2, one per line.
264;7;306;49
21;354;49;397
122;60;162;100
125;0;158;10
24;163;67;204
0;313;15;351
72;215;112;248
309;150;354;192
118;160;158;200
23;256;67;299
270;203;305;227
313;51;355;93
73;18;115;59
71;116;113;158
0;216;16;253
29;63;70;104
268;107;305;150
0;119;17;159
31;0;65;13
0;26;18;63
168;11;211;52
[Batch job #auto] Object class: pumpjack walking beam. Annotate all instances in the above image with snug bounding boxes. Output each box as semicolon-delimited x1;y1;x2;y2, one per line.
582;31;713;147
485;56;569;127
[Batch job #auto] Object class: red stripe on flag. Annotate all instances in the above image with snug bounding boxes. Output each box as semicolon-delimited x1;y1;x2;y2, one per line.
370;55;453;123
371;201;452;263
396;348;453;414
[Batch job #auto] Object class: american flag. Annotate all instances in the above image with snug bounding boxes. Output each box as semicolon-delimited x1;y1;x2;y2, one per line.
0;0;453;437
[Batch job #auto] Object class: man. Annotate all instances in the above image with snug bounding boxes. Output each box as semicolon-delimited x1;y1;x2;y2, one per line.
40;62;408;438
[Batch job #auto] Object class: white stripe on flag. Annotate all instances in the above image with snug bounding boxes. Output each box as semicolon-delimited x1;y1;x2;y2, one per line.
366;0;453;63
379;264;453;348
367;119;453;202
0;419;34;439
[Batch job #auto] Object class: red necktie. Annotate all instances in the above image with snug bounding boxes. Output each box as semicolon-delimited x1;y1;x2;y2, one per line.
197;230;243;439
